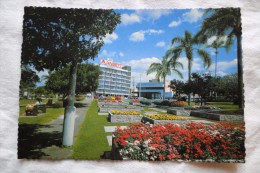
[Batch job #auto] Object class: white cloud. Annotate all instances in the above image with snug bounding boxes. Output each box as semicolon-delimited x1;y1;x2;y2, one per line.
121;13;141;25
122;57;161;83
129;29;164;42
103;32;118;44
119;52;124;57
206;35;228;46
135;9;172;21
168;18;182;27
99;50;116;58
182;9;203;23
155;41;166;47
129;31;145;42
217;58;237;71
120;10;171;26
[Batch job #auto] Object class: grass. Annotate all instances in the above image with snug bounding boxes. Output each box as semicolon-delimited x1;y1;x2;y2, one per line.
18;108;64;124
207;102;240;110
73;100;136;160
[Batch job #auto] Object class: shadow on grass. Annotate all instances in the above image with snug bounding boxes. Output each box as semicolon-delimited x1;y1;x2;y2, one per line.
18;124;62;159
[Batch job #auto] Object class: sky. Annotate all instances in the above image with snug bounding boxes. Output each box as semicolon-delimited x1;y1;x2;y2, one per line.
89;9;238;84
37;9;238;87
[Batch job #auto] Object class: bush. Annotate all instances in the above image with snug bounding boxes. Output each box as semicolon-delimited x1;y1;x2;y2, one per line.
53;101;63;108
153;100;162;105
76;95;85;101
140;99;151;105
153;100;169;106
169;101;187;107
160;100;170;106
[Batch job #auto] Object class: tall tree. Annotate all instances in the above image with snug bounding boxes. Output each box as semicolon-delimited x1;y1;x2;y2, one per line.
21;7;120;146
45;63;102;99
147;55;183;99
196;8;243;108
168;30;211;105
169;79;185;99
207;38;225;77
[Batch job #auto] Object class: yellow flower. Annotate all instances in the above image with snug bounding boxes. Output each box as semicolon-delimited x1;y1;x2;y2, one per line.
146;114;187;120
111;110;140;115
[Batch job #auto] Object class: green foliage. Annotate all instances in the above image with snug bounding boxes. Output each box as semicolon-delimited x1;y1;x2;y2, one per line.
196;8;243;108
147;55;183;99
20;65;39;90
52;101;63;108
22;7;121;71
140;99;152;105
167;30;211;105
45;63;102;97
19;108;64;124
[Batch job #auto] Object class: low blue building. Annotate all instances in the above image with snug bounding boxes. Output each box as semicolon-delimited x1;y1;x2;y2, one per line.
136;79;173;99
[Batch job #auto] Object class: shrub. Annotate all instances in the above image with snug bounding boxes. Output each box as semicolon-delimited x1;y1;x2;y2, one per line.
160;100;170;106
169;101;187;107
113;122;245;161
140;99;151;105
76;95;85;101
153;100;162;105
53;101;63;108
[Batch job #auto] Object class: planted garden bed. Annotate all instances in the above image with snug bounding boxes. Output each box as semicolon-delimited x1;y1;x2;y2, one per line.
167;107;191;116
142;114;187;125
112;122;245;162
108;110;143;123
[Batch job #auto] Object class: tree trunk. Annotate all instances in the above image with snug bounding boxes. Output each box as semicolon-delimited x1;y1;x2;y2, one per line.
62;60;78;146
188;60;191;105
163;77;166;100
237;34;244;108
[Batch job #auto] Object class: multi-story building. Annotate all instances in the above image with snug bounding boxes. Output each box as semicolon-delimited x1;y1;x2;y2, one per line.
96;59;131;97
136;79;173;99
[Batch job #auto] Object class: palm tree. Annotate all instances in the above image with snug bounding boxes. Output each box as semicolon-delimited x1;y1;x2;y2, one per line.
196;8;243;108
147;55;183;99
208;38;225;77
167;30;211;105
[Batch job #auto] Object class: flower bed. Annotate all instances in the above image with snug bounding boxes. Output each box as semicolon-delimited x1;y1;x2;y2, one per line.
109;110;142;123
111;110;140;115
146;114;187;120
113;122;245;162
169;101;187;107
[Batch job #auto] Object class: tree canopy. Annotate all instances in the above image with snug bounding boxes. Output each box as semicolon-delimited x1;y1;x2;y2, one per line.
45;63;102;99
21;7;121;71
20;65;40;89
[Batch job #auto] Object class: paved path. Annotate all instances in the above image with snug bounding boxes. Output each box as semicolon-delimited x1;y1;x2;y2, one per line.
18;98;91;159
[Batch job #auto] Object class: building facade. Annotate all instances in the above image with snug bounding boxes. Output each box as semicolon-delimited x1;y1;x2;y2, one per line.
136;79;173;99
96;59;131;97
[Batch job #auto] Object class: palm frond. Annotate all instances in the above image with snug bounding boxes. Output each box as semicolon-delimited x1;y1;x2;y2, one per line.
197;49;211;69
172;69;183;79
172;36;185;45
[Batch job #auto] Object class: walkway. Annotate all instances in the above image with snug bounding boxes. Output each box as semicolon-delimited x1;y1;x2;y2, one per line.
18;98;91;159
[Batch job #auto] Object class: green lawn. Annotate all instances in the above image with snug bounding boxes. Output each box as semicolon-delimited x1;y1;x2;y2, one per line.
19;108;64;124
207;102;240;110
73;100;137;160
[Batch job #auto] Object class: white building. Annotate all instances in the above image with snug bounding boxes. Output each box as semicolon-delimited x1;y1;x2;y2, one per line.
96;59;131;97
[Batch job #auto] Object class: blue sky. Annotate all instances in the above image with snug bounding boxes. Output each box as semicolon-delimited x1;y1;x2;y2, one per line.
89;9;238;84
37;9;238;86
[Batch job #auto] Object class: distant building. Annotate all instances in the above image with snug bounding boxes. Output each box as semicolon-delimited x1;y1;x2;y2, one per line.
96;59;131;97
136;79;173;99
